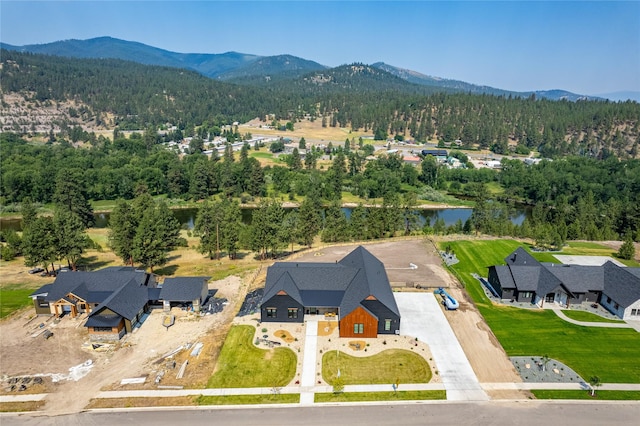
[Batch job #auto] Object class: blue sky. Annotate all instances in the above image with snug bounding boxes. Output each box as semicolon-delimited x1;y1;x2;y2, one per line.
1;1;639;95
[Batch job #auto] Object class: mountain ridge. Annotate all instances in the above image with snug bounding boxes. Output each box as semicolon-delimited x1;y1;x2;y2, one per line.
0;37;611;101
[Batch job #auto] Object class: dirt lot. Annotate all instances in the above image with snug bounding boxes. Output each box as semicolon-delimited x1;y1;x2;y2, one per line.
0;275;245;415
290;238;450;288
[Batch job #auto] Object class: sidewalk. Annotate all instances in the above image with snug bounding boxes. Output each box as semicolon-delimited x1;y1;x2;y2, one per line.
550;308;635;329
7;382;640;404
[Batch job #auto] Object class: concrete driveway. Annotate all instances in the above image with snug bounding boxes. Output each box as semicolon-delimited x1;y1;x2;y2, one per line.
395;292;488;401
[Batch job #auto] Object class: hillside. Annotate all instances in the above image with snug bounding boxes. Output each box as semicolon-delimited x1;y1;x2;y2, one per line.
1;37;605;100
219;54;326;82
0;37;260;78
1;49;638;159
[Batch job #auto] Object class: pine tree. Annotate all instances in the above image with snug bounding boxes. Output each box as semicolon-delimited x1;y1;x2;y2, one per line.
618;233;636;260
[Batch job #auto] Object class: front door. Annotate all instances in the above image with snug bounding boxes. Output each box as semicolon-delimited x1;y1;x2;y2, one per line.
545;293;555;303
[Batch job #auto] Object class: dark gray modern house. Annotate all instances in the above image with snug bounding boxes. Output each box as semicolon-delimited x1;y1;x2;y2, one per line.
260;246;400;337
488;247;640;320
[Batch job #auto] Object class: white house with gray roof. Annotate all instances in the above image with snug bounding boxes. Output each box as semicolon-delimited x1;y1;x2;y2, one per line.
488;247;640;320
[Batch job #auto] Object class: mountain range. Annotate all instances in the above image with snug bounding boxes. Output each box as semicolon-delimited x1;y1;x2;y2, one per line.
3;36;636;102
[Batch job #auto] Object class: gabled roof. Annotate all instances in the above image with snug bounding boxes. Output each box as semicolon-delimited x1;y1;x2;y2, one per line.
493;249;640;308
45;269;149;304
85;314;122;328
89;277;149;321
602;262;640;307
505;247;538;266
30;283;53;297
159;277;209;302
262;246;399;318
339;246;400;318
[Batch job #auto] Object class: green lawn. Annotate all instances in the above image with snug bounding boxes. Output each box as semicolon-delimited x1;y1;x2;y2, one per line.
207;325;297;388
0;285;34;318
444;239;640;383
561;310;625;323
196;394;299;405
315;390;445;403
249;152;275;159
322;349;432;385
531;390;640;400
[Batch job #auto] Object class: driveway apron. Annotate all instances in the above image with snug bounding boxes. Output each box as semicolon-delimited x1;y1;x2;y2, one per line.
395;292;488;401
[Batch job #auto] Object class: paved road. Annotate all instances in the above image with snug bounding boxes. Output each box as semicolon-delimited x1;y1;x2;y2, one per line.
395;292;487;401
3;402;640;426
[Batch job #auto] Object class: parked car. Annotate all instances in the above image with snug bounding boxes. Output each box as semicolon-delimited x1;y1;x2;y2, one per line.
28;267;44;274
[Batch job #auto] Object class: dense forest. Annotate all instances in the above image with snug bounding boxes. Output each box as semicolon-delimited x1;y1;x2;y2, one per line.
2;50;639;159
2;131;639;247
1;49;640;268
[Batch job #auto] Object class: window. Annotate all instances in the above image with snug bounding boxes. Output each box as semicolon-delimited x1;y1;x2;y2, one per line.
384;319;392;331
93;326;112;332
607;297;612;304
287;308;298;319
520;292;532;299
353;323;364;334
631;309;638;316
266;308;277;318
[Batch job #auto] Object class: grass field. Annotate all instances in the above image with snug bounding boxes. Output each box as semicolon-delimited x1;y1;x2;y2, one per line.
531;390;640;400
207;325;297;388
443;239;640;383
196;394;299;405
561;310;625;323
321;349;432;385
0;284;36;318
315;390;445;403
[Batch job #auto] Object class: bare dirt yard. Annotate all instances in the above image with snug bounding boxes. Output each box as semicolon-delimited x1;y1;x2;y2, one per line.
0;275;245;415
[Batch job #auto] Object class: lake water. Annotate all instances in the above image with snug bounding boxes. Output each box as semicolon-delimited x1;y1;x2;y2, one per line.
1;206;528;231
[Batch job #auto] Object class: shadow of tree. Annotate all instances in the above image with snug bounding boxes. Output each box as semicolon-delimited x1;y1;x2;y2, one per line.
155;264;179;276
77;256;115;271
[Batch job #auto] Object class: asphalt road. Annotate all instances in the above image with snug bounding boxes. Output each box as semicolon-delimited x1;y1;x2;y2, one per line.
3;402;640;426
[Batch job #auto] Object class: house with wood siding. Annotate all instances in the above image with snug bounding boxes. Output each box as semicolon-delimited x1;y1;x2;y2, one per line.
487;247;640;320
260;246;400;337
29;268;210;341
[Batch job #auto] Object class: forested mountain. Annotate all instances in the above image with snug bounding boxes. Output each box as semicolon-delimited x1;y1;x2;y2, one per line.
371;62;601;101
219;54;326;82
1;50;638;159
0;37;260;78
2;37;606;101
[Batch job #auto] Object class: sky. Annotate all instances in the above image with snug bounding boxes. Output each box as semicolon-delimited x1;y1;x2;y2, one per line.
1;1;639;96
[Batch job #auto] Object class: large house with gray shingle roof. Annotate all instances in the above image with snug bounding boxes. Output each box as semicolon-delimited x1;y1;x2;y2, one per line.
488;247;640;320
29;268;209;341
260;246;400;337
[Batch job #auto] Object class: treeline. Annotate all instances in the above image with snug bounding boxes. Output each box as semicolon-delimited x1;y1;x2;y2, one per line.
2;130;640;242
2;50;639;158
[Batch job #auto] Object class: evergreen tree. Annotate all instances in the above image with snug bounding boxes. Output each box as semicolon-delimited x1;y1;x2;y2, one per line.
618;233;636;260
53;168;94;228
194;200;223;260
22;216;56;273
53;208;87;270
108;199;138;266
297;196;322;247
132;200;181;272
